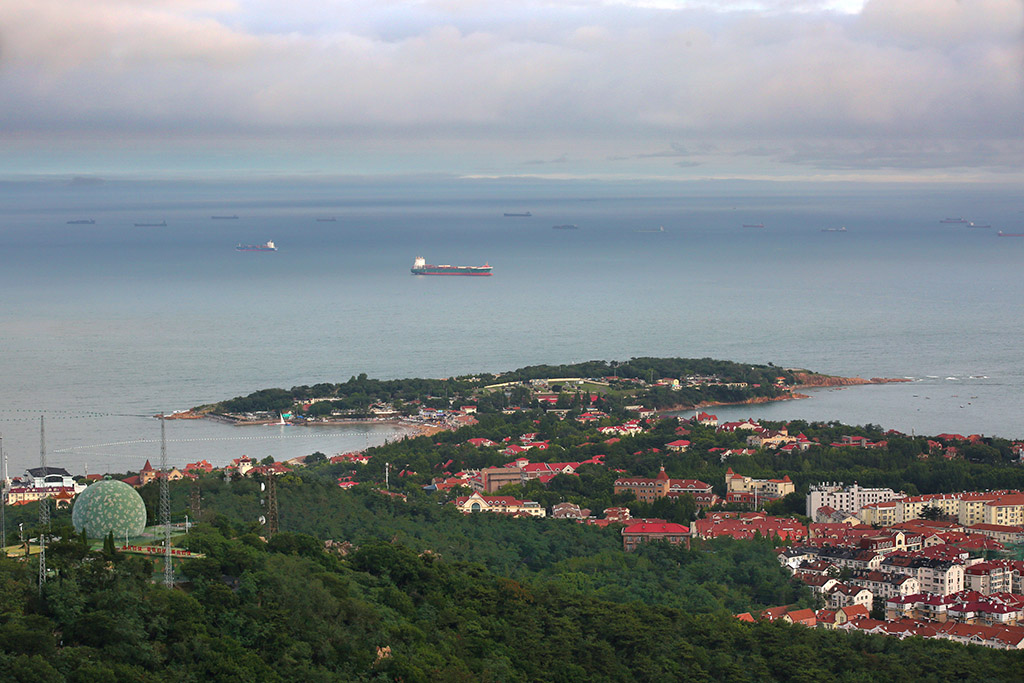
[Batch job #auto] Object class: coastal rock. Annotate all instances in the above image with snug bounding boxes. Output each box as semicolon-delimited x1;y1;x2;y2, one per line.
792;373;909;387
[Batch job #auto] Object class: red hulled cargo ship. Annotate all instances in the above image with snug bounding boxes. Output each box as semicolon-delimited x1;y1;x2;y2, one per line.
411;256;492;276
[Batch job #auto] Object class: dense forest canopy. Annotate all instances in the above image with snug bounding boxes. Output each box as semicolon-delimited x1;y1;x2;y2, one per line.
6;486;1023;681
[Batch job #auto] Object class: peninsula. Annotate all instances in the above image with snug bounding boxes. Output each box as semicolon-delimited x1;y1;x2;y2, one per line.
190;358;907;431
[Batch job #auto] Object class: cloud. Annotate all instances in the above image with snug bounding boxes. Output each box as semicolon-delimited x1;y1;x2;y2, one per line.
0;0;1021;178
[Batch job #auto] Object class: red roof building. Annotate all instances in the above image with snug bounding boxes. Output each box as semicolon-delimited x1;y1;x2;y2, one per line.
621;522;691;552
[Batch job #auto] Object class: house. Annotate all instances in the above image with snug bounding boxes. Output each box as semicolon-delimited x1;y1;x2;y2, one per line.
665;439;691;453
453;492;546;517
834;604;870;626
621;522;690;552
693;411;718;426
826;583;873;611
226;456;256;476
551;502;590;519
783;609;818;627
184;460;214;475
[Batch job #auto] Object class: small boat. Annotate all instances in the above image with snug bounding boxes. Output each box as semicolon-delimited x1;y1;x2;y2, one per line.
636;226;666;233
135;221;167;227
66;219;95;225
821;226;847;232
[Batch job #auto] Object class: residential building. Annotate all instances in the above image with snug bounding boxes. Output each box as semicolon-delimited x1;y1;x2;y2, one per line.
614;467;714;507
806;482;901;518
725;468;794;503
470;467;525;493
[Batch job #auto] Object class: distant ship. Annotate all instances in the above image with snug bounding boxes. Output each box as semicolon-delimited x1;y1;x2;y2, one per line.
821;226;847;232
411;256;492;276
742;223;764;228
552;224;579;230
66;219;95;225
211;215;239;220
236;241;277;251
504;211;532;217
968;223;991;228
135;221;167;227
940;217;969;224
316;218;337;222
997;231;1024;237
636;226;666;233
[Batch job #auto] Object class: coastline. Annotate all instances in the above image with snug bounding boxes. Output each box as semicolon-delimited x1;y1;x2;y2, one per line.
200;414;444;438
657;375;910;415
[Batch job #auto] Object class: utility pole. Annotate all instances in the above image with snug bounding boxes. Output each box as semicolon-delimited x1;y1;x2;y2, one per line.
160;417;172;588
265;472;279;537
38;416;48;592
0;434;6;554
189;478;201;521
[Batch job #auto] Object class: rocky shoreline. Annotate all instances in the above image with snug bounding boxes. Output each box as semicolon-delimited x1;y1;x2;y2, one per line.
658;374;909;414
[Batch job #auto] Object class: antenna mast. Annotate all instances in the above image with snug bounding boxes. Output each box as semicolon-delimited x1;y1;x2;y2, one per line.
160;417;173;587
38;416;48;592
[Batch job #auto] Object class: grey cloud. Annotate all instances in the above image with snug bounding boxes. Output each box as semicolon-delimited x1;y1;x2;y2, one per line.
1;0;1022;177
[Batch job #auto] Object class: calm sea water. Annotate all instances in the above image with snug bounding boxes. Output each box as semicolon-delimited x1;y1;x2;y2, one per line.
1;178;1022;475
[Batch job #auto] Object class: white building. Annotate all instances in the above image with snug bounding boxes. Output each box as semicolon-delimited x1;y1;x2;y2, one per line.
806;482;901;517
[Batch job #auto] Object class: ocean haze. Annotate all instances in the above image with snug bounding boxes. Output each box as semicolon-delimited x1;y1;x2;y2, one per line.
1;177;1022;475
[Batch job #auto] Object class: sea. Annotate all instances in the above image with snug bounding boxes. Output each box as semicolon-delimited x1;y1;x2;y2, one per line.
1;176;1022;477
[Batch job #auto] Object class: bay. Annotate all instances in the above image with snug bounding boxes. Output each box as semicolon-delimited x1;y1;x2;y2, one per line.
1;177;1021;475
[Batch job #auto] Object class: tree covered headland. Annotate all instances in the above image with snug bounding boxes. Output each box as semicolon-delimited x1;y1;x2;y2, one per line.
203;357;799;415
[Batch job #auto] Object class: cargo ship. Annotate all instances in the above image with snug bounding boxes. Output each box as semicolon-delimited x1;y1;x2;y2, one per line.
742;223;764;228
411;256;492;276
135;221;167;227
997;231;1024;237
552;224;579;230
821;226;847;232
236;241;277;251
504;211;531;217
67;219;95;225
940;217;969;224
211;215;239;219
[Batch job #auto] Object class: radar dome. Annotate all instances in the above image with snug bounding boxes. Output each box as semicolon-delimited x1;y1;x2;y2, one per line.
71;479;148;539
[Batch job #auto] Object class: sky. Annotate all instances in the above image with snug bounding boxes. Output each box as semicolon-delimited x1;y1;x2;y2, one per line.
2;0;1022;181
